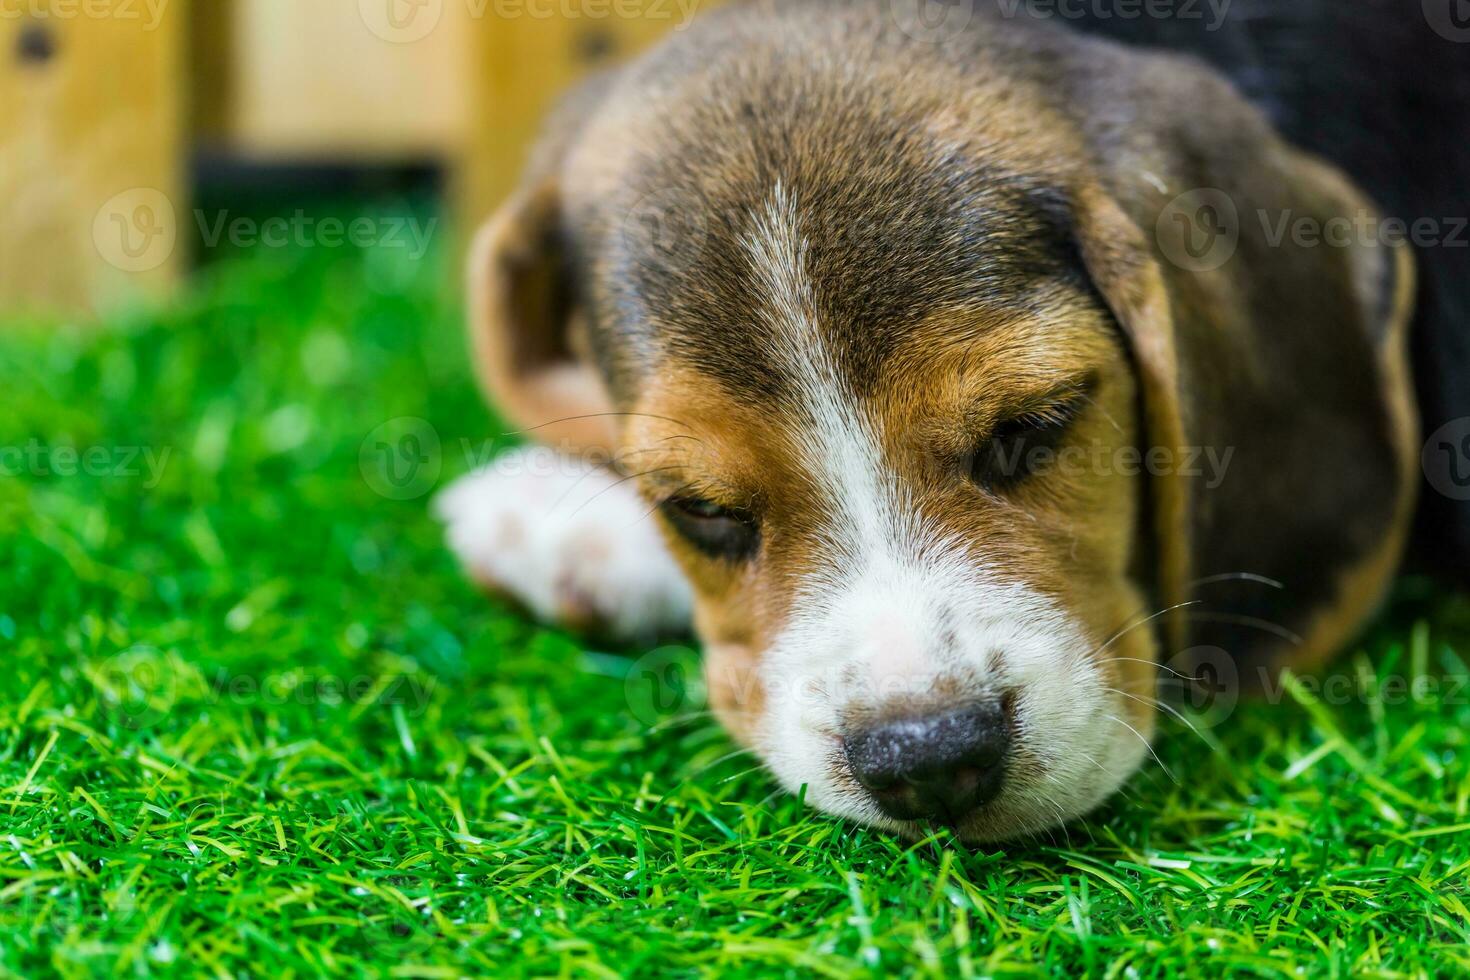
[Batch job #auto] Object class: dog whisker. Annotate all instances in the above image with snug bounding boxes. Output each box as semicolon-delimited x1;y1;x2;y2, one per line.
1029;777;1075;848
544;454;644;512
1105;686;1214;752
562;465;683;520
1074;389;1124;436
1091;600;1205;662
717;764;769;785
683;745;758;780
1094;655;1204;683
1184;611;1302;646
1189;572;1285;590
653;433;708;449
1106;712;1175;784
643;709;718;735
503;411;692;437
628;481;698;530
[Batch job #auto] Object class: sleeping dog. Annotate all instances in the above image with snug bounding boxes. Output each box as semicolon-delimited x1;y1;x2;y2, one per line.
437;0;1470;840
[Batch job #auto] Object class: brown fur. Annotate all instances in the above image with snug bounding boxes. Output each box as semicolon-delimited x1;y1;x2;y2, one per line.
462;0;1418;837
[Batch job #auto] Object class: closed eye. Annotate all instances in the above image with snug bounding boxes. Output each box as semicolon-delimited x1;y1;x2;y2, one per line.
659;494;761;561
965;385;1091;494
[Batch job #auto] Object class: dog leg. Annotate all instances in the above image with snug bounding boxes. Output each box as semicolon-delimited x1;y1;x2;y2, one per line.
434;446;693;641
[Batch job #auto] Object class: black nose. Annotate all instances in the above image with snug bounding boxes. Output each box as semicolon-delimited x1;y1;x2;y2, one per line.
843;702;1012;823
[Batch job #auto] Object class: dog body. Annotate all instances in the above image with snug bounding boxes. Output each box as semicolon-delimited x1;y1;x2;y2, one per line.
439;0;1466;840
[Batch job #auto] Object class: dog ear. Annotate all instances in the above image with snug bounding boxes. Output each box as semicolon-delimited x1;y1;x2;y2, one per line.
467;178;617;454
1072;141;1418;676
1072;187;1196;660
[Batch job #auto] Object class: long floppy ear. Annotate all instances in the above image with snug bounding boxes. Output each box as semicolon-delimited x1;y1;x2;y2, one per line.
467;178;617;454
1072;187;1196;661
1072;143;1418;678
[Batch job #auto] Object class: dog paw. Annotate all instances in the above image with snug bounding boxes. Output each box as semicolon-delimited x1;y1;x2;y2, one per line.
433;446;693;641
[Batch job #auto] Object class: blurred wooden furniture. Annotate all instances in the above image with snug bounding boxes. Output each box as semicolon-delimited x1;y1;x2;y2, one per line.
199;0;694;233
196;0;471;161
460;3;686;235
0;1;185;315
0;0;706;316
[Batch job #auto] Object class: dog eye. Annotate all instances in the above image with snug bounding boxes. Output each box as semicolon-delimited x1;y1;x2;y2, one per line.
660;495;760;561
967;400;1082;494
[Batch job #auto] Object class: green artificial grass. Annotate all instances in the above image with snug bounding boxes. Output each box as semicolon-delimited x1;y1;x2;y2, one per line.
2;199;1469;979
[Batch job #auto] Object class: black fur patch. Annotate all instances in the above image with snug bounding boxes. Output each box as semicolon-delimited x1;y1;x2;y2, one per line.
1032;0;1470;579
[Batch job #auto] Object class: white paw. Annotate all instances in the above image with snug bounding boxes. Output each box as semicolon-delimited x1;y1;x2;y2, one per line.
433;446;693;640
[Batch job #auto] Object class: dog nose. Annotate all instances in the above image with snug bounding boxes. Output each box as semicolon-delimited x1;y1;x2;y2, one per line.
843;702;1012;823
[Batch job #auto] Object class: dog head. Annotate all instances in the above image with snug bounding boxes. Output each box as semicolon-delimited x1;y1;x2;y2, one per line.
466;1;1417;839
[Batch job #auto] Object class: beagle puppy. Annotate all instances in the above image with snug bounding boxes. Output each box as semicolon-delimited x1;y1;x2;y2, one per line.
437;0;1470;840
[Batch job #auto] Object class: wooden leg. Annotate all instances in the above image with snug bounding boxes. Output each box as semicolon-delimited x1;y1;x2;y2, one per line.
0;0;184;317
455;0;707;241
